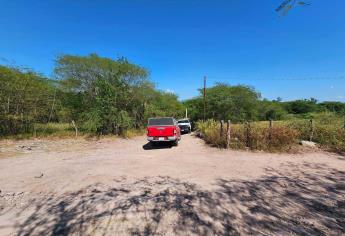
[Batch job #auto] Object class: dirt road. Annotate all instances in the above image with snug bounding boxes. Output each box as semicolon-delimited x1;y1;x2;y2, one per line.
0;134;344;235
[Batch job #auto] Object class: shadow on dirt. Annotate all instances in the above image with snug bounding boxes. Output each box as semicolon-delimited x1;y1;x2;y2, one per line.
142;142;173;150
181;131;191;135
12;163;345;235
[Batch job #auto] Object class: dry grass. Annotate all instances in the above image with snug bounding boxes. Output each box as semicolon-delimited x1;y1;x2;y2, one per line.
121;128;146;138
2;123;146;140
196;118;345;153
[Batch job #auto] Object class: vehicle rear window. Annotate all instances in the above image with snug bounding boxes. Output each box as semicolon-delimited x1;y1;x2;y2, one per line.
178;120;189;123
148;118;174;126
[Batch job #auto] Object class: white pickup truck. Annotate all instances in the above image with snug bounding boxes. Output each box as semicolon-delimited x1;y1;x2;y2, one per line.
177;118;192;134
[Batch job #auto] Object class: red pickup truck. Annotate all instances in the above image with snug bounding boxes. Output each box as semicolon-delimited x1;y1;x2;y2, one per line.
147;117;181;146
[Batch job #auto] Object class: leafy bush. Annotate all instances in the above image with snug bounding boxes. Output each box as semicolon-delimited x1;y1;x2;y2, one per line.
196;118;344;153
196;120;224;147
0;115;36;136
196;120;299;152
0;56;186;138
313;124;345;152
283;115;345;152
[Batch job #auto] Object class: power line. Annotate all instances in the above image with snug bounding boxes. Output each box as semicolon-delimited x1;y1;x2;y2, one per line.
206;76;345;81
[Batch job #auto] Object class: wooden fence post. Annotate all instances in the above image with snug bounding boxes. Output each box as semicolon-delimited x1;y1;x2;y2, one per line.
246;122;251;149
309;119;314;142
226;120;231;149
220;120;224;138
269;119;273;144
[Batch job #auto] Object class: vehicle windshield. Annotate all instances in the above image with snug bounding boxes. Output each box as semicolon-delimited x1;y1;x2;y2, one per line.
148;118;174;126
178;120;189;124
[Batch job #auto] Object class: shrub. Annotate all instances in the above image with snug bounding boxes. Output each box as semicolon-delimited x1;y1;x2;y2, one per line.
196;120;224;147
196;118;345;153
0;114;34;136
313;125;345;153
284;117;345;153
196;120;299;152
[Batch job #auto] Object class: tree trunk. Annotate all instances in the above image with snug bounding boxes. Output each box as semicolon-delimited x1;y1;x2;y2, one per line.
71;120;78;137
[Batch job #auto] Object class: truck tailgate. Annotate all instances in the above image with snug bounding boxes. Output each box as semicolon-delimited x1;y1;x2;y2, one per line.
147;126;175;137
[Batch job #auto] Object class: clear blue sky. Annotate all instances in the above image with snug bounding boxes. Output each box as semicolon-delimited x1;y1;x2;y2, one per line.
1;0;345;101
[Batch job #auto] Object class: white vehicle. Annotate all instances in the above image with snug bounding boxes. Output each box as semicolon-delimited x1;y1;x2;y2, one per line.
177;118;192;133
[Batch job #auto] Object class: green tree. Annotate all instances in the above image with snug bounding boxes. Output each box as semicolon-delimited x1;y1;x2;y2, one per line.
54;53;185;134
283;98;318;114
0;65;56;135
55;54;149;134
318;101;345;115
184;83;261;122
183;97;203;121
259;100;287;120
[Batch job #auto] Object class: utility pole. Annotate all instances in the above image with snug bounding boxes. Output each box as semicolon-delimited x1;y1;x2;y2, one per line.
203;76;207;121
185;108;188;118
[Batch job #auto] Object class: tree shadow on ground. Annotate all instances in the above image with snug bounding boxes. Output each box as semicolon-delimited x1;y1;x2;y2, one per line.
12;163;345;236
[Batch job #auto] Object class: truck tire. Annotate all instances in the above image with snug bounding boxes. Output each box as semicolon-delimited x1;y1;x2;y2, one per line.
173;140;179;146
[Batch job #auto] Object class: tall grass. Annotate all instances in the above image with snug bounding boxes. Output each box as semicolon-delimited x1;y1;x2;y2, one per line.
196;116;345;153
284;117;345;152
2;123;78;139
196;120;299;152
121;128;146;138
1;122;147;140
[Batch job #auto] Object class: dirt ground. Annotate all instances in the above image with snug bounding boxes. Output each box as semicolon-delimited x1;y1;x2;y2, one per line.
0;134;344;236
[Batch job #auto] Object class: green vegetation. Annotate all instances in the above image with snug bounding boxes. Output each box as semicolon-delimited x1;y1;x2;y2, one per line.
184;83;345;122
0;54;185;138
3;123;78;139
196;120;300;152
285;113;345;152
0;65;56;136
1;56;344;154
184;83;261;122
188;84;344;153
196;114;345;153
